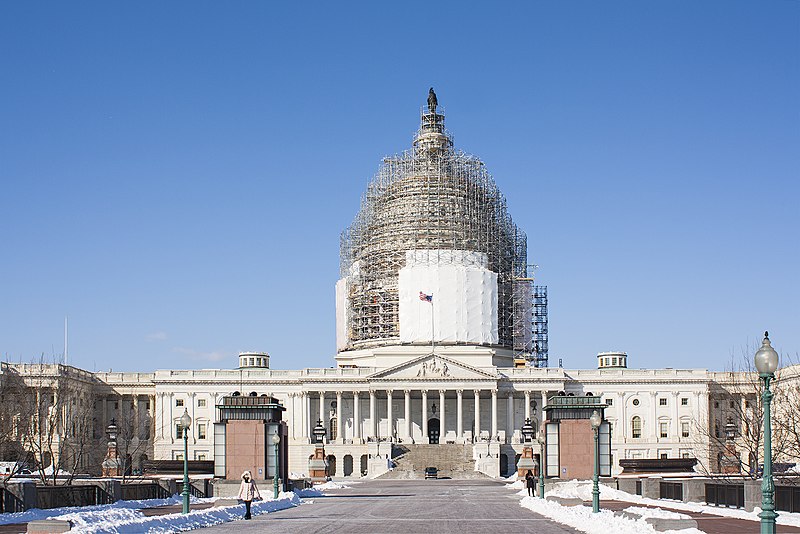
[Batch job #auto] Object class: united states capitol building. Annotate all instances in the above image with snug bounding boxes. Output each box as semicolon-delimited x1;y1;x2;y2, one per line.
3;92;796;480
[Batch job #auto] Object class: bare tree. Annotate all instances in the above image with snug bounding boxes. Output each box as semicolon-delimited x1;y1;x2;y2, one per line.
13;366;96;486
692;345;791;479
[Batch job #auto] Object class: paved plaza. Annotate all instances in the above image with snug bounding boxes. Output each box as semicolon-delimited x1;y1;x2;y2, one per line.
199;479;579;533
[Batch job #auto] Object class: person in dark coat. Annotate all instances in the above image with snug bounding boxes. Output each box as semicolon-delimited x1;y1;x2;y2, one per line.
525;469;535;497
238;470;261;520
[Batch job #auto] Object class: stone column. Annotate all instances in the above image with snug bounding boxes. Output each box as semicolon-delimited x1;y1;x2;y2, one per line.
169;394;174;444
404;390;411;441
650;392;658;440
387;390;394;441
439;390;446;440
133;394;140;441
422;390;428;442
369;390;376;440
353;392;361;442
474;390;481;438
190;392;197;445
491;389;498;439
300;392;308;439
540;391;547;421
457;390;463;441
506;392;514;442
672;391;680;440
619;392;627;440
319;391;325;429
524;390;531;420
336;391;343;443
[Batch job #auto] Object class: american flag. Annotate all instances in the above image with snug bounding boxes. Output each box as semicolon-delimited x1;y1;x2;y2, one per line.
419;292;433;302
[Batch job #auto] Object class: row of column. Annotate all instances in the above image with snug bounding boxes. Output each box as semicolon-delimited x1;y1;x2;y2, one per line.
293;389;550;443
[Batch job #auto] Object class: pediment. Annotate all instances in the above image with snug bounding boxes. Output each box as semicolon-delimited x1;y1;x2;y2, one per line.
369;354;497;380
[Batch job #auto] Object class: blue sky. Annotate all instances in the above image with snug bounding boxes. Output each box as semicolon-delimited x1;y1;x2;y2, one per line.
1;2;798;372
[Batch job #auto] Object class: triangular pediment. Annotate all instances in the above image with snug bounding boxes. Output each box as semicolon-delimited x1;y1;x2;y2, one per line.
369;353;497;380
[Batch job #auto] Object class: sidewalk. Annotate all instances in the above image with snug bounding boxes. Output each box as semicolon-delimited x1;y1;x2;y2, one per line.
595;500;800;534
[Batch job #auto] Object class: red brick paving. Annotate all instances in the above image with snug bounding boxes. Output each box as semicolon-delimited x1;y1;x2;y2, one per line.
596;499;800;534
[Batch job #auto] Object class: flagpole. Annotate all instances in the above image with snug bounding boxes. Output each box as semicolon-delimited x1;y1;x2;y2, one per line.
431;299;435;355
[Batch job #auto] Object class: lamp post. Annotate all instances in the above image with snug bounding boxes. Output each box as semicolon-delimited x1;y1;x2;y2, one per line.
755;331;779;534
271;433;281;499
537;432;546;498
309;420;328;482
180;408;191;514
590;409;602;513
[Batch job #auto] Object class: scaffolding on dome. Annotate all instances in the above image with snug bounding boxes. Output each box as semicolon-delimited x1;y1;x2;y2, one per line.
339;102;541;358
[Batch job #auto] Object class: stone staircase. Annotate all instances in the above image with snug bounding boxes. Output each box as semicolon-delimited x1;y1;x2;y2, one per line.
379;444;488;480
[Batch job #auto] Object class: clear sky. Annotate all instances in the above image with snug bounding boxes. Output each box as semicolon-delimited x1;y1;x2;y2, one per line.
1;2;798;373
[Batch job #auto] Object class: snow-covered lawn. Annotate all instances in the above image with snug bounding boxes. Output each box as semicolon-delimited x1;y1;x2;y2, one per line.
509;479;800;532
0;492;309;533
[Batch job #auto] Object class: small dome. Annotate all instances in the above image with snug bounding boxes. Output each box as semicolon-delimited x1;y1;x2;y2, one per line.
597;351;627;369
238;351;270;369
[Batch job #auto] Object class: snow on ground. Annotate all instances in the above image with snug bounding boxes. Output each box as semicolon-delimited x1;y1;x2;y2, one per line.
293;487;324;498
518;496;704;534
505;480;524;490
623;506;690;520
519;480;800;529
314;480;354;490
0;495;193;525
63;493;302;533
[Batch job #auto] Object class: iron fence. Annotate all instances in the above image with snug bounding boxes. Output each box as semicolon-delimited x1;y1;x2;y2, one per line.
121;483;170;501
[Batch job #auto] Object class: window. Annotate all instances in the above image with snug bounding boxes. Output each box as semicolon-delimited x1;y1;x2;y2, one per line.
198;399;206;408
197;453;206;461
176;399;184;407
660;453;668;459
660;422;668;438
114;401;119;409
612;357;618;366
714;401;719;408
632;399;640;406
681;422;690;438
606;398;613;406
745;400;751;409
714;421;720;438
729;401;735;408
632;416;642;438
175;424;184;439
681;452;690;459
659;398;667;406
197;423;206;440
681;398;688;406
249;358;254;366
329;417;337;441
145;401;150;410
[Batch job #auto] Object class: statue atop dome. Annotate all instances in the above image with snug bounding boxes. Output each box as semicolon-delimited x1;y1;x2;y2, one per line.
427;87;438;113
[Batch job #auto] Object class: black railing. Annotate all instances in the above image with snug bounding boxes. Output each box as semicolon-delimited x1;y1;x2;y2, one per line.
177;481;206;499
659;481;683;501
1;488;24;513
776;485;800;513
122;483;171;501
705;483;744;509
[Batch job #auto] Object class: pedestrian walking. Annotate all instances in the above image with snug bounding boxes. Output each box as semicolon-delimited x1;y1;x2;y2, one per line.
525;469;535;497
238;470;261;520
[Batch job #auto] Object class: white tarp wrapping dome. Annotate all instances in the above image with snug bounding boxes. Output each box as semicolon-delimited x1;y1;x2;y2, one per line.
399;250;498;345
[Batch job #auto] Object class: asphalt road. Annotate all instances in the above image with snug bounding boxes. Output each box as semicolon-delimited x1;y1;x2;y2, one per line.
198;479;579;534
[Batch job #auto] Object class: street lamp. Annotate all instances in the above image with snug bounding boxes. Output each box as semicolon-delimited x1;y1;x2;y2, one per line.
180;409;192;514
537;432;546;498
271;433;281;499
590;409;602;513
521;418;534;444
755;331;779;534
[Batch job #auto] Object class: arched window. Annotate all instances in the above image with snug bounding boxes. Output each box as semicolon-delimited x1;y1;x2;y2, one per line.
329;417;337;441
632;416;642;438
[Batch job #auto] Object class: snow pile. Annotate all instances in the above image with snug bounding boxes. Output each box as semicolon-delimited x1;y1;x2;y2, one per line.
519;496;703;534
623;506;690;520
546;480;629;501
64;493;301;533
0;495;188;526
505;480;524;490
314;481;351;490
293;487;323;498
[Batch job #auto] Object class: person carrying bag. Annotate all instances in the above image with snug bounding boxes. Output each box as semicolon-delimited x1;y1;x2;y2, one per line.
238;470;261;519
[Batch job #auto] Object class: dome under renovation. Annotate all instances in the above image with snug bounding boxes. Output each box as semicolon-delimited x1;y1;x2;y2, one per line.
336;90;547;366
